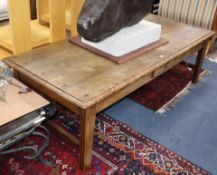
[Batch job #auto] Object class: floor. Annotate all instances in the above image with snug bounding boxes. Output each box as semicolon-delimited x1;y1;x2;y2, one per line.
105;56;217;174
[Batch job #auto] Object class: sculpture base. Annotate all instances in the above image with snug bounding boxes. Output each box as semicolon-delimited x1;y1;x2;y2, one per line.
69;37;168;64
82;20;162;57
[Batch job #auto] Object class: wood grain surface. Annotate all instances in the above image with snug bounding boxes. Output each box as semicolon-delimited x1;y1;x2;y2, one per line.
4;15;214;109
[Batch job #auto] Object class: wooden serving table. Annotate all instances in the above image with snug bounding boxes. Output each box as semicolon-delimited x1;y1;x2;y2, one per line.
3;14;214;171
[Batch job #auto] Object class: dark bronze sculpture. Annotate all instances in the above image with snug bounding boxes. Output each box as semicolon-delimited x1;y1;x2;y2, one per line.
77;0;154;42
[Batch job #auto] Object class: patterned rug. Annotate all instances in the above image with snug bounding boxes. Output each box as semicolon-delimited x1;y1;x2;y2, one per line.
128;63;207;113
0;106;210;175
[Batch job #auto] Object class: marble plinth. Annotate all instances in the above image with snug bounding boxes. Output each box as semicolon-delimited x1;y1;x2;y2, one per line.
81;20;161;57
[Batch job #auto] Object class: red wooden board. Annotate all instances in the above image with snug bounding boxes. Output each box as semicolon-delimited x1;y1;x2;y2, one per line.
69;36;169;64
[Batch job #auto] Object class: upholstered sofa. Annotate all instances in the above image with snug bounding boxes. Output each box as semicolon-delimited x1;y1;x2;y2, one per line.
0;0;8;21
158;0;217;52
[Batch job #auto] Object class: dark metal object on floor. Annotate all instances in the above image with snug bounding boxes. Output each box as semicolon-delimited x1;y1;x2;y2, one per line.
0;106;56;166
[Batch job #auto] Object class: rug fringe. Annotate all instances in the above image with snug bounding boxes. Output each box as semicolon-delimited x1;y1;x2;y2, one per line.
199;69;211;81
208;57;217;63
156;82;194;115
156;70;210;116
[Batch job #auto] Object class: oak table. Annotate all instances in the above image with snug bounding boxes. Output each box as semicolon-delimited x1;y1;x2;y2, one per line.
4;14;214;171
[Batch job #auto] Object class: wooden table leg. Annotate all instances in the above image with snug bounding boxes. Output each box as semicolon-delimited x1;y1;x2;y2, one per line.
192;41;209;83
79;105;96;171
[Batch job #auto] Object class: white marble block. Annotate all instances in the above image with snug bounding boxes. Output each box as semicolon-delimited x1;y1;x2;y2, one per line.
81;20;161;57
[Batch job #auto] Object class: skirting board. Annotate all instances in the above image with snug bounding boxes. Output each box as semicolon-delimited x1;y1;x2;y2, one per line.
69;37;169;64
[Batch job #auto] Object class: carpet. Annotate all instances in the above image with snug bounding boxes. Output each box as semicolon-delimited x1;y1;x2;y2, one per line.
129;63;207;113
0;106;210;175
105;57;217;174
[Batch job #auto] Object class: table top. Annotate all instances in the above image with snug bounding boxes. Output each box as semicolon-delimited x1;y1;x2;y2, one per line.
0;78;49;126
4;14;214;109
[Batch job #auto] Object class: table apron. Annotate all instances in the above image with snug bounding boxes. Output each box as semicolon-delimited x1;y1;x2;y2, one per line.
13;71;81;114
96;40;206;112
7;39;207;115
